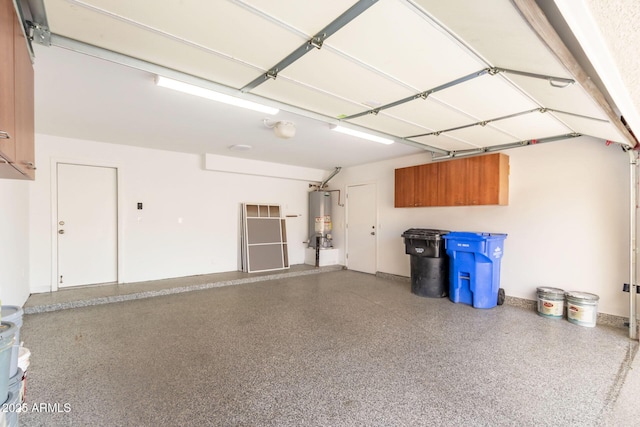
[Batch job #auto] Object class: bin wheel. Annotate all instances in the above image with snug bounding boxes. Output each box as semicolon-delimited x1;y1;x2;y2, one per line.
497;288;505;306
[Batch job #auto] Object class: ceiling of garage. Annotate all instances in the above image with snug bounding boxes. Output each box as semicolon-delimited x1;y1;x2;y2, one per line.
23;0;637;170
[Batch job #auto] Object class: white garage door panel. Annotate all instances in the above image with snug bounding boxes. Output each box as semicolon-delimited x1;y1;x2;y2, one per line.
349;113;428;138
553;112;628;143
243;0;361;37
413;0;571;77
433;74;540;120
328;0;485;90
491;111;573;141
387;98;475;133
45;0;265;89
506;75;609;120
51;0;305;72
411;134;480;151
281;48;415;108
445;125;515;147
252;78;364;118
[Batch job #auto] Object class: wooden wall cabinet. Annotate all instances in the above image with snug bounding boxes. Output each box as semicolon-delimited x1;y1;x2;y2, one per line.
395;153;509;207
395;163;440;207
0;0;35;180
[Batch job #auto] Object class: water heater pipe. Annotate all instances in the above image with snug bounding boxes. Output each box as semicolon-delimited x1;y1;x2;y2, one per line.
320;167;342;189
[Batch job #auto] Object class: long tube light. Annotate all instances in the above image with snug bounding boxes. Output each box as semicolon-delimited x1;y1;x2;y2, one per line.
155;76;279;115
331;125;394;145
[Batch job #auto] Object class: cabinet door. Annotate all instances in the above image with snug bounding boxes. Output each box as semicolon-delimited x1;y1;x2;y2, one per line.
0;0;15;161
14;13;35;179
394;166;416;207
437;158;467;206
414;163;439;207
467;154;508;205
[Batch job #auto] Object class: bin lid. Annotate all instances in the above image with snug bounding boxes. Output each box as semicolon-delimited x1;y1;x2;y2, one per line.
401;228;449;239
565;291;599;302
0;321;17;340
1;305;24;323
442;231;507;241
536;287;565;296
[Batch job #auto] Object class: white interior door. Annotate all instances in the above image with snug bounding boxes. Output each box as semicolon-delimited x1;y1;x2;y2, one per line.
57;163;118;288
346;183;377;274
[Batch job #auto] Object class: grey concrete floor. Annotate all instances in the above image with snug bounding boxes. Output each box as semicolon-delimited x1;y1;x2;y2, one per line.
16;270;640;426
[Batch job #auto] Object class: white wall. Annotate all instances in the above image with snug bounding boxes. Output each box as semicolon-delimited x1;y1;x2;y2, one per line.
0;179;30;306
329;137;631;317
30;134;315;292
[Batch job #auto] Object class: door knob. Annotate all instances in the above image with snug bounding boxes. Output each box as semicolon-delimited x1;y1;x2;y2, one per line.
370;231;375;235
58;230;65;234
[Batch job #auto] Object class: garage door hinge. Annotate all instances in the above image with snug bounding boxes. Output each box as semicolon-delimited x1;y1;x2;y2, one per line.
309;35;325;49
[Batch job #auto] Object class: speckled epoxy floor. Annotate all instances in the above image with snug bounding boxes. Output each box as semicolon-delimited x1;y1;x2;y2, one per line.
17;270;639;426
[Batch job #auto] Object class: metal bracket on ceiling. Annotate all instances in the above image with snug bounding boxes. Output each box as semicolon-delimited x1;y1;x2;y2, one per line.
240;0;379;93
26;20;50;46
17;0;50;53
309;34;326;50
266;69;278;80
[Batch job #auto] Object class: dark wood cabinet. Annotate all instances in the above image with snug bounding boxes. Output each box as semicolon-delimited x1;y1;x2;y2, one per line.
394;166;416;208
415;163;439;207
395;163;440;207
395;153;509;207
467;153;508;205
0;0;35;180
436;159;466;206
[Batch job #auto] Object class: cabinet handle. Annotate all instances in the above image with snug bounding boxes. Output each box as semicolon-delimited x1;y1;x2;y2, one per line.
0;131;11;139
23;161;36;170
0;158;7;164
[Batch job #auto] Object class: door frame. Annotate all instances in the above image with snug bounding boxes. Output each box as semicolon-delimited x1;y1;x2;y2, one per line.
345;182;378;273
50;157;124;291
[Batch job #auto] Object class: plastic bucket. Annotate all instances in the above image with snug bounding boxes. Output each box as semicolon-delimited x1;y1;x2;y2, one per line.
3;391;18;427
536;287;565;319
566;291;599;327
0;322;17;404
8;369;22;405
1;306;23;378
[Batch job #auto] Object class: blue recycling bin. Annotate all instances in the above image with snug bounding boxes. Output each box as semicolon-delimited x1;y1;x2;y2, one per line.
443;232;507;309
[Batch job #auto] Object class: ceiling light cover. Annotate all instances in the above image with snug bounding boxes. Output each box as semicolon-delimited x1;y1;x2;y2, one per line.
155;76;279;115
273;121;296;139
331;125;394;145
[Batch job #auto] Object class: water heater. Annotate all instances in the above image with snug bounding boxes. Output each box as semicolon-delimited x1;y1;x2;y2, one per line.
308;191;332;249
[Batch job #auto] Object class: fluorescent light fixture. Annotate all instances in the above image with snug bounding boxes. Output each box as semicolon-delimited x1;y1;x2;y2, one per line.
155;76;279;115
331;125;394;145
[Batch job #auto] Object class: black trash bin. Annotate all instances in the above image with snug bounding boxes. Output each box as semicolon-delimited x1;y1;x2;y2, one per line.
402;229;450;298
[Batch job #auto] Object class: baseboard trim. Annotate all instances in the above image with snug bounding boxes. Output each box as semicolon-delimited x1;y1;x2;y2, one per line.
376;272;629;330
